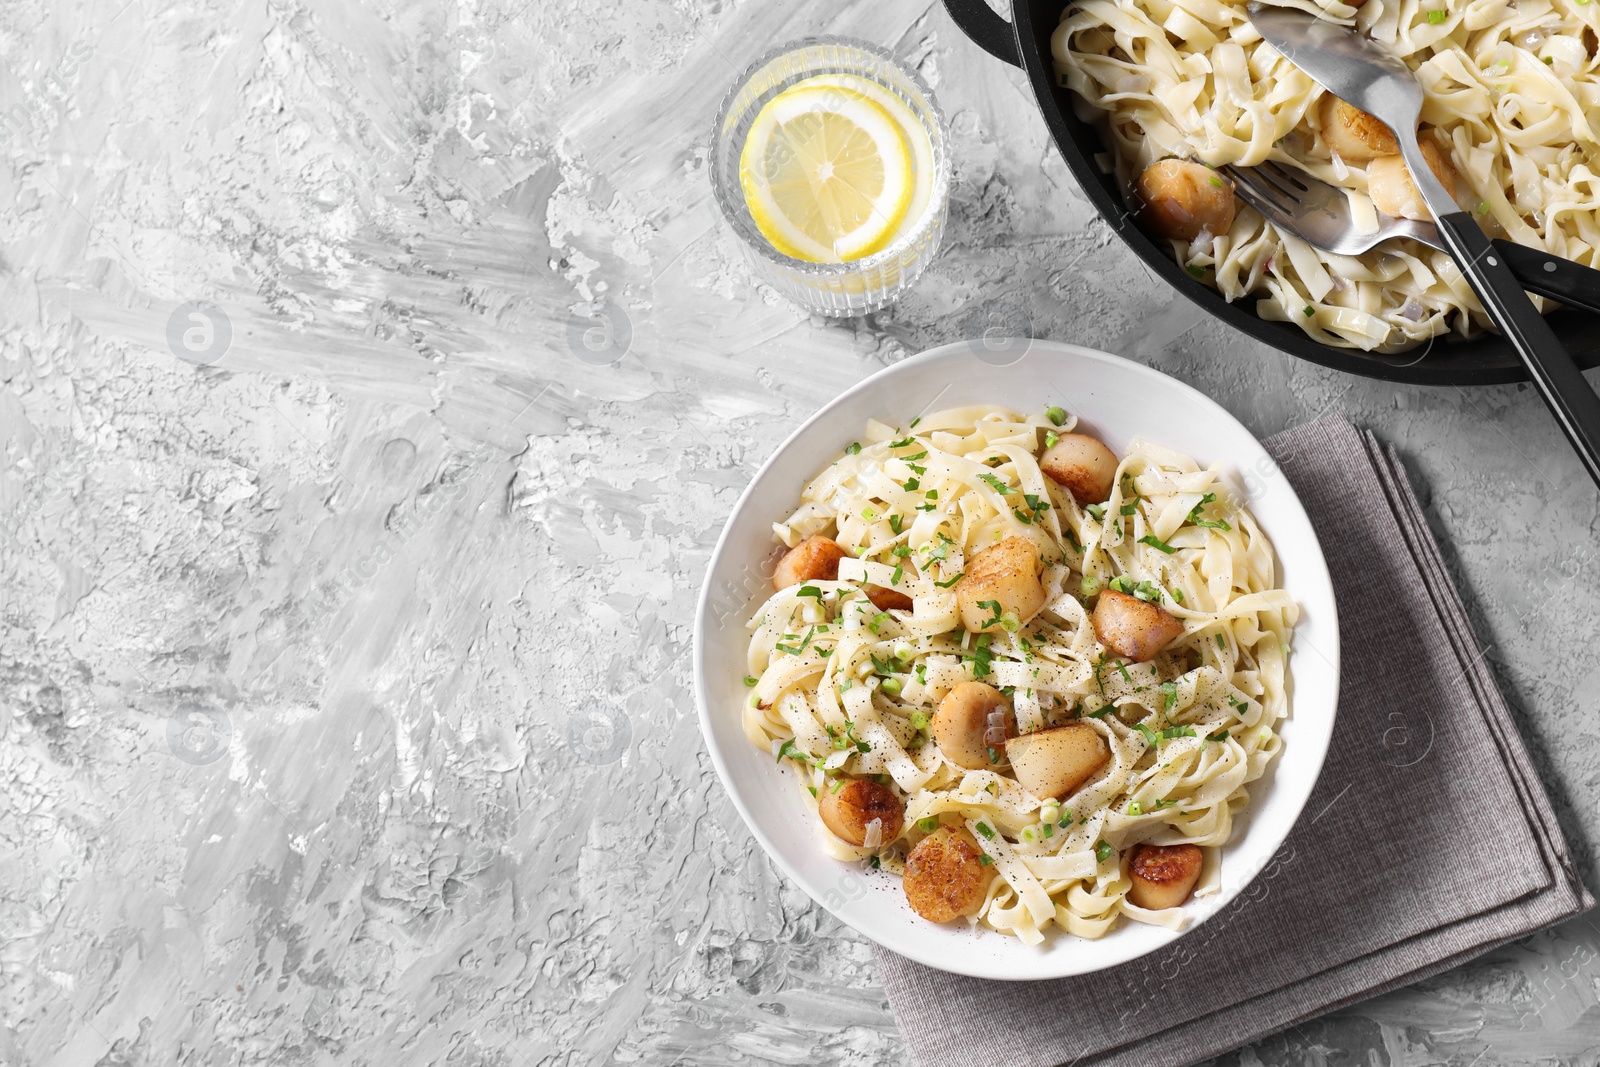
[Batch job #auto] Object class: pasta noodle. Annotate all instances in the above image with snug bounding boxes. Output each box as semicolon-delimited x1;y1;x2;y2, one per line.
1054;0;1600;351
742;406;1297;943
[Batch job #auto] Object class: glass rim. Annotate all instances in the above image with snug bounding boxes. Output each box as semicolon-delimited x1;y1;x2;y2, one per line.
709;34;952;277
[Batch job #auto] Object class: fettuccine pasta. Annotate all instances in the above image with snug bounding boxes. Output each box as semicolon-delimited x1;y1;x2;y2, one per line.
1055;0;1600;351
742;406;1297;944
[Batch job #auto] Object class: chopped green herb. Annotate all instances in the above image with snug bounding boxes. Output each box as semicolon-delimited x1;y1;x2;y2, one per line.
910;416;922;428
978;472;1011;495
868;855;881;870
1127;801;1144;816
1209;176;1225;188
807;785;818;797
1186;492;1231;531
888;514;904;535
744;675;759;687
1013;507;1034;525
917;816;940;833
902;477;920;492
1160;725;1196;740
1205;729;1231;742
889;436;914;449
1138;534;1177;554
890;564;904;586
892;544;912;558
974;821;996;840
869;612;891;635
1303;305;1315;318
862;506;878;521
1425;7;1447;21
976;599;1005;630
978;854;994;866
1080;574;1102;597
880;677;903;697
925;489;938;500
904;451;928;462
1545;55;1555;63
1044;430;1060;450
1171;588;1184;603
1216;633;1227;650
1152;798;1178;810
797;585;823;599
987;746;999;764
1095;840;1113;863
966;633;995;678
1160;680;1179;710
1187;263;1207;279
1046;406;1067;426
1120;498;1141;517
1085;503;1107;521
1042;823;1054;838
1058;811;1075;828
845;441;862;455
910;709;930;730
934;572;965;588
1116;661;1133;685
1133;722;1159;746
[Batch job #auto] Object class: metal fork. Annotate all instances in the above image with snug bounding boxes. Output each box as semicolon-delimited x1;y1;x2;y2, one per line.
1221;159;1600;315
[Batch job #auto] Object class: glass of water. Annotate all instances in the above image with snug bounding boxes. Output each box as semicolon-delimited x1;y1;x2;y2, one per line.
710;37;952;317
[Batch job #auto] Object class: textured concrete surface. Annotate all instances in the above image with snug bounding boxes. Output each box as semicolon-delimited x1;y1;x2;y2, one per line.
2;0;1599;1064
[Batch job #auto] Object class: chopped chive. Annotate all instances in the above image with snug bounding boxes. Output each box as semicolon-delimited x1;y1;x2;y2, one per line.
910;709;930;730
889;514;904;534
1095;840;1113;863
974;821;996;839
1138;534;1177;554
880;677;903;697
744;675;759;687
890;564;904;586
917;816;940;833
1206;729;1231;742
1303;305;1315;318
1080;574;1102;597
776;738;799;764
1425;8;1447;21
807;785;817;797
1209;176;1224;188
1187;263;1207;279
910;417;922;428
1044;429;1060;450
978;472;1011;495
1127;801;1144;816
1046;406;1067;426
845;441;862;455
934;572;964;588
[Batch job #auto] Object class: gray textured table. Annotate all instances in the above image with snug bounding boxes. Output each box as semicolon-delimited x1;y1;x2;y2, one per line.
3;1;1598;1064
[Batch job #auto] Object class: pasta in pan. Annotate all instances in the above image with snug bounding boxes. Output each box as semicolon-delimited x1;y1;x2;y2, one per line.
1054;0;1600;352
741;406;1297;944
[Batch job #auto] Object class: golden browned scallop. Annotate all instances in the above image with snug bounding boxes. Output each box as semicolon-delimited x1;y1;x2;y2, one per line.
1127;843;1204;910
1041;433;1119;505
1318;95;1397;162
772;535;848;591
1135;159;1237;241
1006;723;1110;799
934;681;1015;770
818;778;905;847
1367;141;1458;222
866;585;914;611
1093;588;1185;662
903;829;991;922
956;536;1046;634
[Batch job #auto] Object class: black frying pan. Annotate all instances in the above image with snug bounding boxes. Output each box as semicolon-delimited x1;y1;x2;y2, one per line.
942;0;1600;386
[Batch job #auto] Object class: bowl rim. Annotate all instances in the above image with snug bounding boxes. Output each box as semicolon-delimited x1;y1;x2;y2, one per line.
692;338;1342;980
707;34;953;276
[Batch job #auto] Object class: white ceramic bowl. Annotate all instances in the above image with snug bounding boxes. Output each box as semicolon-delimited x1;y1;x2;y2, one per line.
693;340;1339;981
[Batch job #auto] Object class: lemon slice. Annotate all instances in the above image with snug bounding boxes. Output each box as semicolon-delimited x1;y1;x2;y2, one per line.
796;73;935;239
740;84;914;262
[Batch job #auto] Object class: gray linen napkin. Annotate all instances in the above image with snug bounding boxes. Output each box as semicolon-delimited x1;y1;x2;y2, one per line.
874;415;1593;1067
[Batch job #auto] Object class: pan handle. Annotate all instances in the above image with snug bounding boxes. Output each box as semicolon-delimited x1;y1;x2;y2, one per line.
942;0;1022;65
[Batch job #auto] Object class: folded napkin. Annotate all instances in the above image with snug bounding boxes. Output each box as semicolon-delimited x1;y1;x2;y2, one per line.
875;415;1592;1067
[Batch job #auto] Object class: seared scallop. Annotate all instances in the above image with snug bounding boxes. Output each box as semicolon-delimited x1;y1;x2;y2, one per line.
903;829;991;923
1093;589;1185;662
957;536;1046;634
772;535;848;591
1318;95;1397;162
1127;843;1204;910
1041;433;1119;505
865;585;914;611
1005;723;1110;799
1367;141;1458;222
934;681;1015;770
818;778;905;847
1135;159;1237;241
